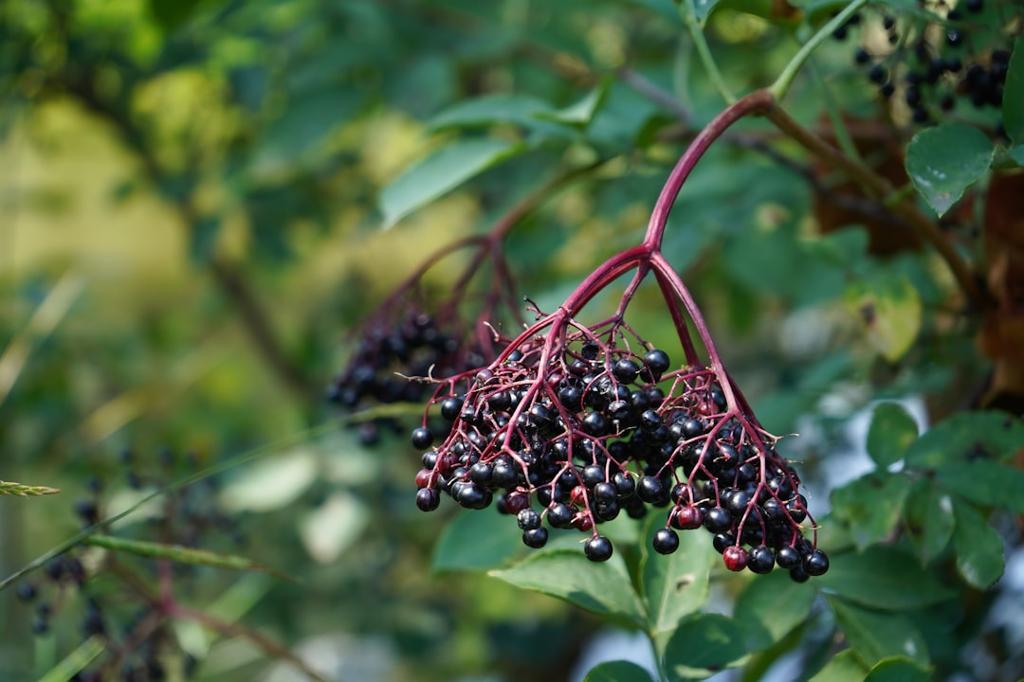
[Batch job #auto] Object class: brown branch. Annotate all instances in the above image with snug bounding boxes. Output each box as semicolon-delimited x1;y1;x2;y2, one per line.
610;68;989;311
55;74;313;400
764;104;989;310
170;604;330;682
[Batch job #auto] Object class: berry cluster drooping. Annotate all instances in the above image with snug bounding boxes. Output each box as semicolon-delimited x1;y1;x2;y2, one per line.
410;232;827;579
835;0;1021;128
328;236;520;445
413;326;826;578
407;91;828;580
328;308;492;445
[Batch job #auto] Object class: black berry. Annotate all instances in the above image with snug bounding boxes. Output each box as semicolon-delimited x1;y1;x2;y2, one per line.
585;535;613;562
653;528;679;554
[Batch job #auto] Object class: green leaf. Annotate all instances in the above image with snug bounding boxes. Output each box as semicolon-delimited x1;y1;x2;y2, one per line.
663;613;747;675
251;90;361;176
488;549;645;624
936;460;1024;513
379;139;525;227
690;0;722;23
905;411;1024;468
432;509;524;572
38;636;105;682
1004;38;1024;144
535;80;610;128
1009;145;1024;167
219;450;318;513
639;516;715;638
733;570;816;650
866;403;918;467
808;649;869;682
905;123;994;216
298;492;369;564
830;472;912;550
829;598;929;666
864;657;931;682
84;535;279;575
903;481;954;565
430;94;555;131
951;500;1004;589
818;546;956;610
845;276;922;362
584;660;654;682
147;0;213;30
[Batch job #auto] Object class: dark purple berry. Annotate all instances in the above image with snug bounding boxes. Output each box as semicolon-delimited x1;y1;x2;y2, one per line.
440;397;463;420
644;349;671;376
582;465;605;487
411;427;433;449
804;549;830;576
585;535;613;562
637;476;664;503
727;490;750;514
776;546;800;569
547;502;573;528
614;471;636;497
704;507;732;533
712;532;735;554
594;482;617;503
583;411;608;436
639;409;662;431
523;527;548;548
748;546;775;574
16;583;36;602
416;488;439;512
613;358;640;384
653;528;679;555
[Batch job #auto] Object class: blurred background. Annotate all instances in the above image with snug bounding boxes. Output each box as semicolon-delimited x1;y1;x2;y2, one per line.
1;0;1020;680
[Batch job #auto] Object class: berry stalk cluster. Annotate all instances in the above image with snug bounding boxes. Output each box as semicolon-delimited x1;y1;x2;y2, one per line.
411;92;830;580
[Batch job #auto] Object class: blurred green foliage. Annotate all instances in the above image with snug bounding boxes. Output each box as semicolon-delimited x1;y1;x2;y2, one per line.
1;0;1022;681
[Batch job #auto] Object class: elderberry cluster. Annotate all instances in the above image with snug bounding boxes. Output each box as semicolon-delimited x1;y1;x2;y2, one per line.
836;0;1020;128
413;326;828;581
328;310;490;445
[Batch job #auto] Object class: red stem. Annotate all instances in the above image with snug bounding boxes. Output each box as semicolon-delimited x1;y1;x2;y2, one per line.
642;90;773;252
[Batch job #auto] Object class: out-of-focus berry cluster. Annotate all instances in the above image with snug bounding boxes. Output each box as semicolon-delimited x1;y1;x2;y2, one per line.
328;237;519;445
834;0;1019;129
14;448;240;681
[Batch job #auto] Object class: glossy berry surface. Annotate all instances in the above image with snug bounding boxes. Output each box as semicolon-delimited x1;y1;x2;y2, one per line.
804;549;830;576
585;535;614;562
653;528;680;554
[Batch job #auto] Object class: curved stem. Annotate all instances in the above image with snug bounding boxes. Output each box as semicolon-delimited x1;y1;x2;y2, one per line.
643;90;774;252
769;0;869;101
649;252;739;411
650;268;701;366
